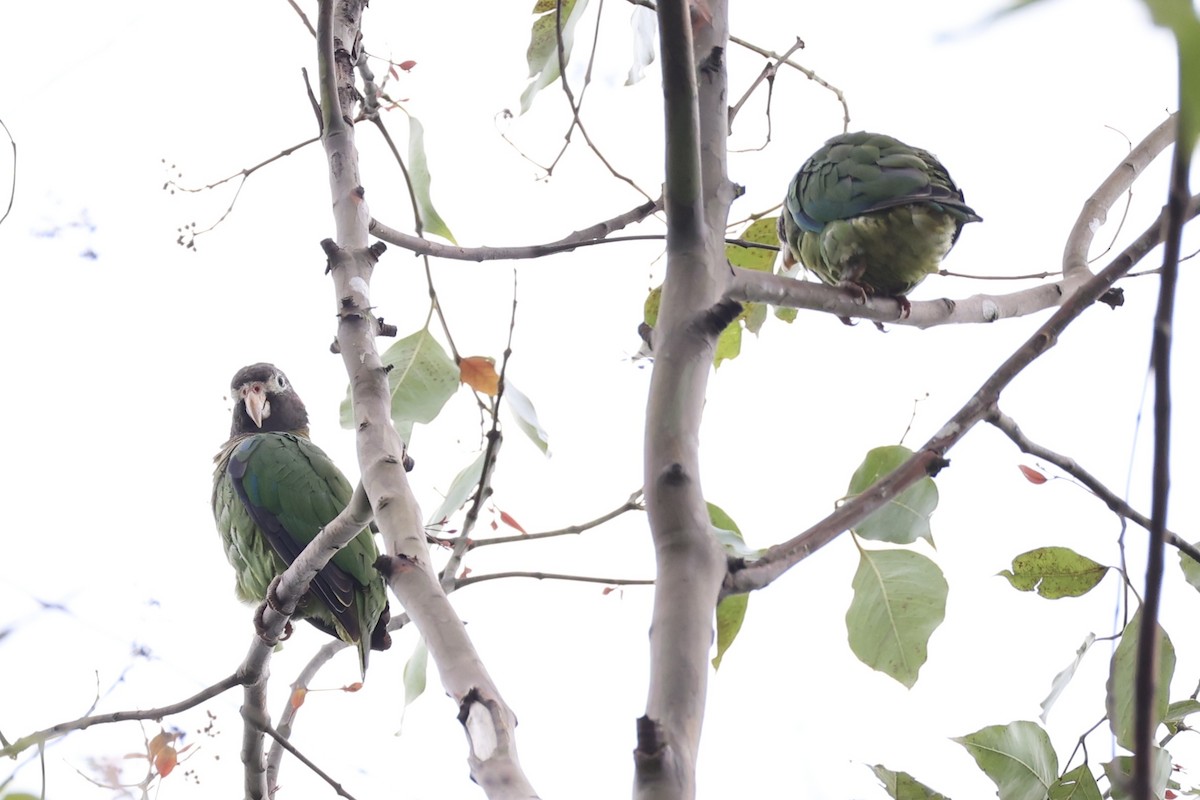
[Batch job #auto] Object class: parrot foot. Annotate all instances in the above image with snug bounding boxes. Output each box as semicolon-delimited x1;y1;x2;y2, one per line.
253;600;295;643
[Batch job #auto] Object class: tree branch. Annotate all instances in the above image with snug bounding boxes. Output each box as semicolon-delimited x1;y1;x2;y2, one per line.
1133;111;1190;800
636;1;733;797
985;407;1199;564
316;3;536;796
0;674;242;760
368;198;661;259
725;118;1182;597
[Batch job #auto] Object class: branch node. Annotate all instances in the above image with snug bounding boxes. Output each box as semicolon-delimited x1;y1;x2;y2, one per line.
660;463;687;486
698;298;744;338
926;455;951;477
375;553;419;579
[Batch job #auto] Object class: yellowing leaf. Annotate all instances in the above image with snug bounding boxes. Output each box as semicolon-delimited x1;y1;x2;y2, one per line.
460;355;500;395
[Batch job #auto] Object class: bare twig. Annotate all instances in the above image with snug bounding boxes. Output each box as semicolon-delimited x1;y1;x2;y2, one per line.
455;571;654;590
1133;113;1190;800
462;490;645;548
986;407;1199;564
368;198;661;259
549;0;654;199
727;37;804;136
440;276;519;590
284;0;317;36
261;721;358;800
0;674;242;759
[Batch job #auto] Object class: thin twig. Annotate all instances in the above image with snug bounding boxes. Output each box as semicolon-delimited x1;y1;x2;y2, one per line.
462;490;645;548
261;721;358;800
0;674;243;759
455;571;655;590
986;407;1199;564
440;276;519;590
727;37;804;136
1133;113;1190;800
547;0;654;199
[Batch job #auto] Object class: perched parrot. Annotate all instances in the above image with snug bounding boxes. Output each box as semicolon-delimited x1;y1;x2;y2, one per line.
777;131;981;314
212;363;391;676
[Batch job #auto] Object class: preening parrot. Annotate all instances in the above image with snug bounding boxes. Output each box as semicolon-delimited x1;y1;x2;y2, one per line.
777;131;981;314
212;363;391;676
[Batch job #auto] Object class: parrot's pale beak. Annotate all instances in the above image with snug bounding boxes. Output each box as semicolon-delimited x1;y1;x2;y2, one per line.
241;383;269;428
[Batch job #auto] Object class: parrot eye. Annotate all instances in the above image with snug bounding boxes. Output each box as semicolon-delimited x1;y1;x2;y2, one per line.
275;375;288;390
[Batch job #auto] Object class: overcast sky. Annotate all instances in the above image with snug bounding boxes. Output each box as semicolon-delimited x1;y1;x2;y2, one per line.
1;1;1197;798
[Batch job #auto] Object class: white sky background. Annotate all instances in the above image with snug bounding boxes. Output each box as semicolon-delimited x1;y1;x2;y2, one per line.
0;0;1197;798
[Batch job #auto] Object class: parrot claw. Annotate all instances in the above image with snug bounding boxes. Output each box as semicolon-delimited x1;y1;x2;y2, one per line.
253;600;294;643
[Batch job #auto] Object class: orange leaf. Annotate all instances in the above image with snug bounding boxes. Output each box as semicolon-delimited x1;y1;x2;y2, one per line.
1019;465;1048;484
147;730;180;777
498;509;528;535
602;586;615;595
345;682;364;693
290;687;308;709
155;747;178;777
460;356;500;395
398;59;417;71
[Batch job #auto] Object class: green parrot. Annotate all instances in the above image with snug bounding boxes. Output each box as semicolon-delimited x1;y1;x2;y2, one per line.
212;363;391;676
777;131;981;314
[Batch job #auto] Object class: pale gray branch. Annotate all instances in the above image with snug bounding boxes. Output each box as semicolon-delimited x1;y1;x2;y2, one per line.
368;198;661;260
316;2;536;797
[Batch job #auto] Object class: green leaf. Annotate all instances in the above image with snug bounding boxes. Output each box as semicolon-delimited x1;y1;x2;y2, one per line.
846;446;938;545
1105;607;1176;750
998;546;1109;598
713;316;742;366
1048;764;1102;800
707;501;764;559
706;502;752;669
519;0;590;114
340;327;459;430
712;594;747;670
404;635;428;704
1102;747;1172;800
427;451;486;528
1141;0;1200;150
1039;633;1096;722
846;548;947;688
725;218;779;272
1179;540;1200;591
1166;698;1200;723
643;284;661;328
406;114;456;244
953;720;1057;800
398;635;428;730
869;764;951;800
743;301;768;335
774;305;798;324
504;380;550;455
